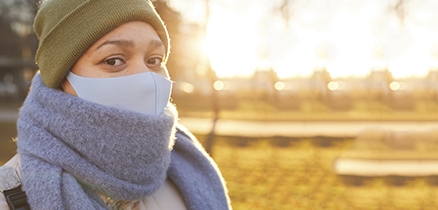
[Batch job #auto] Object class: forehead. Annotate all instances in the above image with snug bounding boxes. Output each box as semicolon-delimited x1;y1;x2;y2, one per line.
91;21;163;49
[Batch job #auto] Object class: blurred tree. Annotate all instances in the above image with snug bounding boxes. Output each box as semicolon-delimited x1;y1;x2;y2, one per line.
0;0;38;60
0;17;22;58
277;0;293;28
153;0;186;80
390;0;408;26
0;0;38;100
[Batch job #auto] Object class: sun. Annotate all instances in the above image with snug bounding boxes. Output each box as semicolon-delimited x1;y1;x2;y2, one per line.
204;10;259;78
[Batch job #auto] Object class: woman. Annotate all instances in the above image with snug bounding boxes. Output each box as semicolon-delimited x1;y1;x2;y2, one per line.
0;0;231;209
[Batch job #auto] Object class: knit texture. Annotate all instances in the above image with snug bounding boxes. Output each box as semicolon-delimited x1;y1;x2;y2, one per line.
170;127;232;210
16;74;231;209
34;0;170;88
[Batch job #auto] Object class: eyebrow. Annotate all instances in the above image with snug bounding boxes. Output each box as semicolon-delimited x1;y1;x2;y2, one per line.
96;39;134;50
148;39;165;49
95;39;164;51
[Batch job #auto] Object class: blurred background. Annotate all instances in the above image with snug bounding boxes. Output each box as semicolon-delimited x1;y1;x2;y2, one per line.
2;0;438;209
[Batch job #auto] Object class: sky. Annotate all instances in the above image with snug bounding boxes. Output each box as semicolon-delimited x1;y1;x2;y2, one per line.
169;0;438;79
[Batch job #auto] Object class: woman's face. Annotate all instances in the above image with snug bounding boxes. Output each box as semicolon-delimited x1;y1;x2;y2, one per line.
62;21;169;96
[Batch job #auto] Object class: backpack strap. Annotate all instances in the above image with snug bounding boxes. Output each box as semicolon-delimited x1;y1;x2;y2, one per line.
0;166;29;210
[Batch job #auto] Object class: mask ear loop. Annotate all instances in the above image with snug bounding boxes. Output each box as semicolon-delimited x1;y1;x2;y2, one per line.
65;71;80;94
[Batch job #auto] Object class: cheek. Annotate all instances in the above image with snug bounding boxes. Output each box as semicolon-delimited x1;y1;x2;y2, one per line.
71;63;108;78
71;61;90;77
71;54;102;78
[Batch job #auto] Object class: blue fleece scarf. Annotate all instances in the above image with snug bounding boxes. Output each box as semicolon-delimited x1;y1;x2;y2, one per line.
16;74;231;209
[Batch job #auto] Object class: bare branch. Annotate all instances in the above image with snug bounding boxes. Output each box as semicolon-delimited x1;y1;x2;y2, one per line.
389;0;408;26
279;0;292;25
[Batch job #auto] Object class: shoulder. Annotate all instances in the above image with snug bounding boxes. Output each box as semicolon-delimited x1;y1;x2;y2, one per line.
175;123;206;150
0;154;22;210
175;123;196;141
1;155;21;176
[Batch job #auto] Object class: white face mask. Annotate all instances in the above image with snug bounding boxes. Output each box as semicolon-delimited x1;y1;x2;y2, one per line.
66;72;172;115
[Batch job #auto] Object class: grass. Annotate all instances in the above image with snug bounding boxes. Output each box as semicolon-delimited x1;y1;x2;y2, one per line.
201;135;438;210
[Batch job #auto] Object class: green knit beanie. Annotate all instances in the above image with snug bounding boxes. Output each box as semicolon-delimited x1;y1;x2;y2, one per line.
34;0;170;88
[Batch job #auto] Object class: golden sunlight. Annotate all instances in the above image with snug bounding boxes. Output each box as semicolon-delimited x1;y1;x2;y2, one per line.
205;10;259;78
172;0;438;79
323;9;375;78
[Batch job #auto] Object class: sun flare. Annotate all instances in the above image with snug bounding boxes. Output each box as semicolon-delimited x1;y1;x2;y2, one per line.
189;0;438;80
204;11;259;78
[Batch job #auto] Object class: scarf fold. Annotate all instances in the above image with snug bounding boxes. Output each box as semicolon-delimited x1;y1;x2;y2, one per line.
169;127;231;210
17;74;178;209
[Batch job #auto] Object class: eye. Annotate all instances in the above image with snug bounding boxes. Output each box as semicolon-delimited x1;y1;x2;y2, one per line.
104;58;125;66
146;57;163;68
